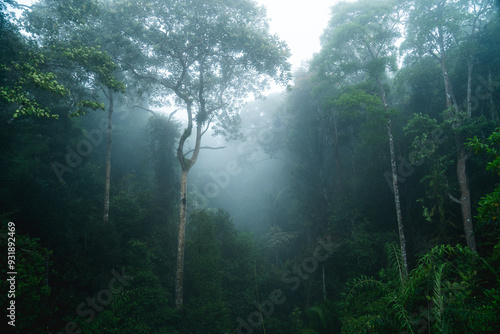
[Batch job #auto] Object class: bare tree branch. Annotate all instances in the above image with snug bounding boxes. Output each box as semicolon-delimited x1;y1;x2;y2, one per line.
183;145;226;156
11;2;48;9
168;109;179;121
133;104;157;116
122;63;164;85
448;193;461;204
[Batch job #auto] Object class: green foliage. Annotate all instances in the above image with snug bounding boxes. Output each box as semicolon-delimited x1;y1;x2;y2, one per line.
467;127;500;259
62;46;125;93
332;88;393;145
342;243;500;333
333;89;384;118
34;0;100;26
406;244;499;333
182;209;260;333
341;243;407;333
266;226;297;251
0;220;52;333
404;113;441;160
467;127;500;175
301;300;341;334
77;240;177;334
21;1;127;119
314;0;400;84
0;52;68;119
1;1;127;120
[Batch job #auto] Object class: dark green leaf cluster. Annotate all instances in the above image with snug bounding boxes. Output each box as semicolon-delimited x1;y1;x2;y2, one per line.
341;244;499;333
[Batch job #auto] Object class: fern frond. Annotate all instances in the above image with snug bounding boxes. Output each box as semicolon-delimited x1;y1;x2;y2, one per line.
385;292;415;334
385;242;406;289
343;276;386;309
432;262;447;333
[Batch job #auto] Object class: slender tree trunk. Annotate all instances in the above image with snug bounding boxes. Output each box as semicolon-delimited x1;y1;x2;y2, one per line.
376;76;409;276
388;119;409;276
460;58;477;252
466;57;473;118
103;89;113;224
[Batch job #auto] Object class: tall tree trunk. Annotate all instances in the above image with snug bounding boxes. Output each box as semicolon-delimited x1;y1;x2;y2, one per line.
441;56;458;113
466;56;473;118
437;25;459;114
437;32;477;253
457;148;477;252
350;126;356;197
331;112;344;193
489;68;497;124
175;169;188;309
322;265;326;301
461;57;477;252
103;89;113;224
175;99;203;309
376;76;409;276
388;119;409;276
